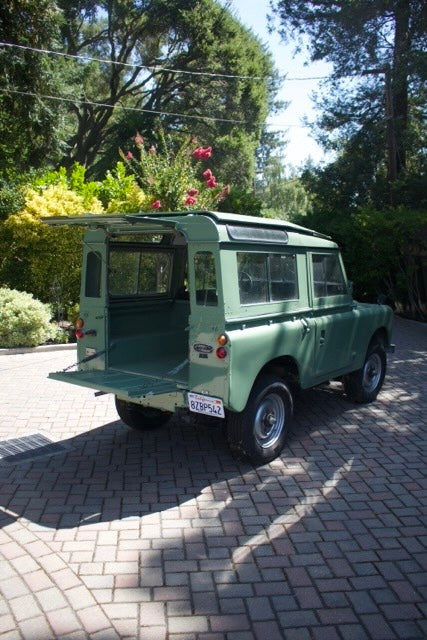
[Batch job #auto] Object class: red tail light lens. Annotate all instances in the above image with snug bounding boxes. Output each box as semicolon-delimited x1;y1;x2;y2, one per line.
75;329;85;339
216;347;227;359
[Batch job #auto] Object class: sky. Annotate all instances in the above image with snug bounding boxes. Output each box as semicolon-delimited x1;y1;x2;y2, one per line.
223;0;332;168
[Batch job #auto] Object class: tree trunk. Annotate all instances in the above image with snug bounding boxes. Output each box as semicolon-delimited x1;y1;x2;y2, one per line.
392;0;410;177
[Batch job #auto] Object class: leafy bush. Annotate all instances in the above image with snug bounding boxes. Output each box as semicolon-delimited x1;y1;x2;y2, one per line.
0;177;26;222
0;180;104;311
0;287;66;348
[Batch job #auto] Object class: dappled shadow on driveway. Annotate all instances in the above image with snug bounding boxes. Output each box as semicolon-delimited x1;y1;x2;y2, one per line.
0;314;425;534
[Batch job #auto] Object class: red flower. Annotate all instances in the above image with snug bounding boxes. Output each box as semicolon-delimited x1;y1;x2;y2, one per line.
202;168;213;180
192;146;212;160
187;188;199;197
134;133;144;146
151;200;161;209
125;151;133;159
184;195;197;206
205;176;218;188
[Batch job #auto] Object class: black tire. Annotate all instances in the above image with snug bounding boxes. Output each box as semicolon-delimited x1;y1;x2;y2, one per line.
343;340;386;404
226;375;293;464
115;397;171;430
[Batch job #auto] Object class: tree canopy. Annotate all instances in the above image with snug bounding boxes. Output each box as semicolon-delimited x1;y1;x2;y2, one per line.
270;0;426;208
0;0;279;186
0;0;67;175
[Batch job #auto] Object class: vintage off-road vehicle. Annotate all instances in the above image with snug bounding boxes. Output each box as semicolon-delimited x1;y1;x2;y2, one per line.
47;211;394;464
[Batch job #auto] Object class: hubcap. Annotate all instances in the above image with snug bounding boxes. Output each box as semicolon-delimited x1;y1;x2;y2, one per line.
362;353;382;392
254;392;285;449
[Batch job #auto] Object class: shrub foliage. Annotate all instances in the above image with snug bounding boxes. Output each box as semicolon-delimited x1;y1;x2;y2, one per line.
0;287;63;348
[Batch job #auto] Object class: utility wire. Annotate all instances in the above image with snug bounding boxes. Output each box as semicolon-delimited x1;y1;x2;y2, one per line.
0;41;328;82
0;87;304;128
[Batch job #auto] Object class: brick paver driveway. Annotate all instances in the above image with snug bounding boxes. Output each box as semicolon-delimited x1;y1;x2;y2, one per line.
0;316;425;640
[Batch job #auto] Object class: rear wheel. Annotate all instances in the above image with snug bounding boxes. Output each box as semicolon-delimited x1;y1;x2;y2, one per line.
226;375;293;464
343;340;386;403
115;397;171;430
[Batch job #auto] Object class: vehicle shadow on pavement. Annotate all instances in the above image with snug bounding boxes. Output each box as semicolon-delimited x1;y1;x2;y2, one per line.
1;360;422;535
0;383;367;532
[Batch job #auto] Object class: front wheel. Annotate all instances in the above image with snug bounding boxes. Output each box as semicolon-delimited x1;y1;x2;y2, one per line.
343;340;386;404
115;397;171;430
226;375;293;464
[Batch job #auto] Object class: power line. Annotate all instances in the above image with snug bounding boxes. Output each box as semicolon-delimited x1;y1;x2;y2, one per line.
0;87;304;128
0;41;264;81
0;41;329;83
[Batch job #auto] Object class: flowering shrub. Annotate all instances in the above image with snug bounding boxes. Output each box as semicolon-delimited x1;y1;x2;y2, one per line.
120;130;230;212
0;180;104;311
0;287;66;348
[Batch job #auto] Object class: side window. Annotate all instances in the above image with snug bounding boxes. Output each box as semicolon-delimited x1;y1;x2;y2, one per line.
85;251;102;298
194;251;218;306
237;253;268;304
269;254;298;301
109;249;173;296
312;253;346;298
237;253;298;304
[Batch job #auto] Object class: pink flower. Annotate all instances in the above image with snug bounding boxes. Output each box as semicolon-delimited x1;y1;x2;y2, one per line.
192;146;212;160
125;151;133;159
202;168;213;180
218;184;231;201
184;195;197;206
205;176;218;188
148;145;156;154
134;133;144;146
187;188;199;197
151;200;161;209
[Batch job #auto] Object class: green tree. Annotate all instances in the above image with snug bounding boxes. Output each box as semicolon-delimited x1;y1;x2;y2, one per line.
270;0;426;207
0;0;66;175
57;0;278;186
258;156;311;219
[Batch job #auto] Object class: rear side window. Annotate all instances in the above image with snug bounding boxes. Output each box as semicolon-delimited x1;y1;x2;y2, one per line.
109;248;173;296
194;251;218;306
237;253;298;305
312;253;346;297
85;251;102;298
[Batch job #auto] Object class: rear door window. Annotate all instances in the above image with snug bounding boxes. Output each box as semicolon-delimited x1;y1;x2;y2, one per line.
109;247;173;296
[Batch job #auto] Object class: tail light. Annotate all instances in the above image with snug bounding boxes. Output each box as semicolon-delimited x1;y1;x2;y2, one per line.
75;318;84;339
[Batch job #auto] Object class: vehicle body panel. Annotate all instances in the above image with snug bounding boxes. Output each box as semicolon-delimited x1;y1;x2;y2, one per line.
45;211;394;417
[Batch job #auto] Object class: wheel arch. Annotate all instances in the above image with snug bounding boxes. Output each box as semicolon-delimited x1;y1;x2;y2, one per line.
259;355;301;391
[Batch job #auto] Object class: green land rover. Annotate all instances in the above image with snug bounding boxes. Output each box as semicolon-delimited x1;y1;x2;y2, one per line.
46;211;394;464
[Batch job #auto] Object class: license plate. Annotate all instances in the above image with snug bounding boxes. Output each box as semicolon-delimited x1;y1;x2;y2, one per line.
188;392;225;419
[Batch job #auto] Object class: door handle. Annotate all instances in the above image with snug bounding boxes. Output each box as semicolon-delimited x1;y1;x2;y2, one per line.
319;329;326;345
301;318;311;334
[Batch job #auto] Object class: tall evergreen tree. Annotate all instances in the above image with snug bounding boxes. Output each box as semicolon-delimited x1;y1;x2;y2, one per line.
270;0;426;206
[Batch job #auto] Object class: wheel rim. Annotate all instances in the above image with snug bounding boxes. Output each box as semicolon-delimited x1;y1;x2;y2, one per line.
362;352;382;392
254;392;286;449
